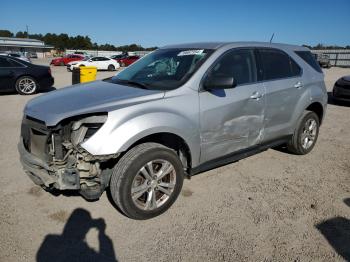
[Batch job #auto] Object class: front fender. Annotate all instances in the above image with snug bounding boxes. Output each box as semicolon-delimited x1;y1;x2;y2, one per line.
81;111;200;166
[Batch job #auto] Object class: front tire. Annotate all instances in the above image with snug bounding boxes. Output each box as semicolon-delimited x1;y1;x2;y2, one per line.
110;143;184;220
15;76;38;95
287;111;320;155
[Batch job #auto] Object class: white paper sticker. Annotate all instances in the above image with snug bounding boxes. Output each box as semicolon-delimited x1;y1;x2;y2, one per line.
177;49;204;56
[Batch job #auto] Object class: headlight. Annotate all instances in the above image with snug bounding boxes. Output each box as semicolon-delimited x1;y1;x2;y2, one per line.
71;114;107;145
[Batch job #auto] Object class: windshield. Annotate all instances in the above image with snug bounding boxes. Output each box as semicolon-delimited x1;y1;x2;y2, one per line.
110;48;213;90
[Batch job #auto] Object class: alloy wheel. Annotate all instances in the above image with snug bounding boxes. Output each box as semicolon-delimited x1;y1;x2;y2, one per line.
131;159;176;211
301;118;317;149
18;78;37;94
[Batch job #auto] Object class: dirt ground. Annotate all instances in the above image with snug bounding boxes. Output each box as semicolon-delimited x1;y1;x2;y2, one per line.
0;60;349;262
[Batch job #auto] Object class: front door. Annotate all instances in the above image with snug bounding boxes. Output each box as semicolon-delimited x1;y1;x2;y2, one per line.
199;48;265;163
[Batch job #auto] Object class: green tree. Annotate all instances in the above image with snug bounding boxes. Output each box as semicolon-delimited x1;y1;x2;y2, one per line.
0;30;13;37
15;31;28;38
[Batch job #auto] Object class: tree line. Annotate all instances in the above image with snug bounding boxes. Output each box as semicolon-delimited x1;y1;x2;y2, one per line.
0;29;157;51
1;29;349;51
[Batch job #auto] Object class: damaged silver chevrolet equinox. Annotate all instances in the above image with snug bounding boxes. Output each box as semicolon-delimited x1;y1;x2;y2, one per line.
19;42;327;219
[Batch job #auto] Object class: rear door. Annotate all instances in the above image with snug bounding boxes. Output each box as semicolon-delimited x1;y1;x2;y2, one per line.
199;48;265;163
0;57;17;91
257;48;303;142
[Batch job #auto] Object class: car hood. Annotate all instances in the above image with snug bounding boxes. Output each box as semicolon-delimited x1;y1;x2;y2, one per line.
24;80;165;126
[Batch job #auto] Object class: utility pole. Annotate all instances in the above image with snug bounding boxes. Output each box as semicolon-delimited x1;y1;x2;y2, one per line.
26;25;29;38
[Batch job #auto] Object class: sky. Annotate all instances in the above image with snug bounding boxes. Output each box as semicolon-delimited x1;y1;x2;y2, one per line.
1;0;349;47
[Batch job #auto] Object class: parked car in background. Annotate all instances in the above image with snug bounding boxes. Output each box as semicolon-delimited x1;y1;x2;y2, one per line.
1;53;32;63
0;55;53;95
117;55;140;67
110;53;128;61
19;42;327;219
316;53;331;68
74;51;89;56
50;54;85;66
67;56;120;71
27;52;38;59
332;75;350;102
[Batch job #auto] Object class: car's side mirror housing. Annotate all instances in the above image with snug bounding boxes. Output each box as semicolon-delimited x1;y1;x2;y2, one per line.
203;76;237;90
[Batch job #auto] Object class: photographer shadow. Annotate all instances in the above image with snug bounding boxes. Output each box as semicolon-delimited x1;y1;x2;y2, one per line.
37;208;117;262
315;198;350;261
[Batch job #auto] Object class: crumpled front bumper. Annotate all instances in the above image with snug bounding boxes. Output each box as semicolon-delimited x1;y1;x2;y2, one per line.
18;138;80;190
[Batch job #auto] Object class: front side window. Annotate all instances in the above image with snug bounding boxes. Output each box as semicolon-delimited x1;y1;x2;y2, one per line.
110;48;213;90
206;49;257;85
259;49;301;81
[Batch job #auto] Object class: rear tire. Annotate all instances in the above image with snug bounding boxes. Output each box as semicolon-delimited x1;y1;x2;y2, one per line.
15;76;38;95
109;143;184;220
108;64;115;71
287;111;320;155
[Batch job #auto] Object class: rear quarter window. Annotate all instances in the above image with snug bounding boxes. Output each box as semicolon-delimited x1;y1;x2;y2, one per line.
295;51;323;73
259;49;301;81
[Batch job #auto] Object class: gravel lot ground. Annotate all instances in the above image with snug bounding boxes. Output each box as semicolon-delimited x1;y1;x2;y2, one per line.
0;59;349;262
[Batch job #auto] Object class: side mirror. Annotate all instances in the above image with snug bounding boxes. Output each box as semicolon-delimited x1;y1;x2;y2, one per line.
203;76;237;90
88;59;92;62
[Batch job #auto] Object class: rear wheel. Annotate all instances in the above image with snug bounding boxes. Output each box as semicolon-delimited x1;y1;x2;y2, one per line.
15;76;38;95
287;111;320;155
110;143;184;220
108;64;115;71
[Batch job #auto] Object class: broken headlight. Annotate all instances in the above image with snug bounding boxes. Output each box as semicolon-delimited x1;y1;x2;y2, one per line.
71;114;107;145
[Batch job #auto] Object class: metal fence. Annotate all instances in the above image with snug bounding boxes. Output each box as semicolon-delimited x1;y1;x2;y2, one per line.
311;49;350;67
65;49;151;57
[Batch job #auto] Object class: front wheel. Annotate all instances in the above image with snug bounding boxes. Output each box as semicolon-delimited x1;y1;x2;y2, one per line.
110;143;184;220
287;111;320;155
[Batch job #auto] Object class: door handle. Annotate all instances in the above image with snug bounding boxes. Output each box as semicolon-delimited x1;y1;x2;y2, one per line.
294;81;303;89
250;92;263;100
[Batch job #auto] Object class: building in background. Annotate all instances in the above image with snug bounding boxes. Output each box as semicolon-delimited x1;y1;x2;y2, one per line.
0;37;53;58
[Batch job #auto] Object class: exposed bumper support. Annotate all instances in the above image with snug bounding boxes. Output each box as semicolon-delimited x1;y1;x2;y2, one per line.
18;139;79;190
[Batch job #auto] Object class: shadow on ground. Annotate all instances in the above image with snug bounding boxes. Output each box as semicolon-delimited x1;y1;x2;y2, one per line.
315;198;350;261
36;208;117;262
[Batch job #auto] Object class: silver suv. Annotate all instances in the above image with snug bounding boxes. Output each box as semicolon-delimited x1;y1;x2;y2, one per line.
19;42;327;219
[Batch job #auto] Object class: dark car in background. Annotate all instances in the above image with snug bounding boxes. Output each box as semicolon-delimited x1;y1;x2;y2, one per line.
50;54;85;66
0;55;54;95
117;55;140;67
333;75;350;102
110;53;128;61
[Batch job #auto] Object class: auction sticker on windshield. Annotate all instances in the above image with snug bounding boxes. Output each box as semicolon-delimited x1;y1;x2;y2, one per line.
177;50;204;56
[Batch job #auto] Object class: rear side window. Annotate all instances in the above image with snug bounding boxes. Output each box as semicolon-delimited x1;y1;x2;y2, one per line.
259;49;301;81
295;51;322;73
0;57;12;67
8;58;24;67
